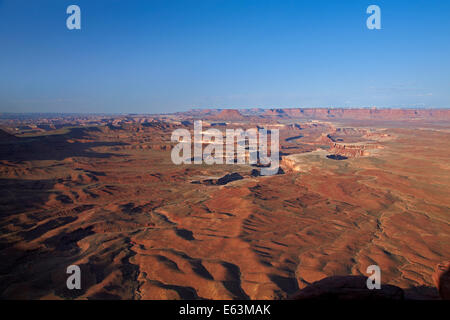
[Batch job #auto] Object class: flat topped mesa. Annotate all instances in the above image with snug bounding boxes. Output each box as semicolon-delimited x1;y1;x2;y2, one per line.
209;109;245;121
184;108;450;121
264;109;287;117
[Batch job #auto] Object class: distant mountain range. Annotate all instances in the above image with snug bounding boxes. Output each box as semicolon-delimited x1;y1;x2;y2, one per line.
180;107;450;121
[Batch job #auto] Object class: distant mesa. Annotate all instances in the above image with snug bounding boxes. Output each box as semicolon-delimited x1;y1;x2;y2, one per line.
264;109;287;117
196;108;216;115
210;109;245;121
186;107;450;121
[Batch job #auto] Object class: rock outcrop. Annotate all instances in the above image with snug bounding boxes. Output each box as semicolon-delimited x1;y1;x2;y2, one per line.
433;261;450;300
276;108;450;121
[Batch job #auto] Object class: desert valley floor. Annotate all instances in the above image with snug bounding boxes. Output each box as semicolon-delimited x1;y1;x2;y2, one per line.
0;108;449;299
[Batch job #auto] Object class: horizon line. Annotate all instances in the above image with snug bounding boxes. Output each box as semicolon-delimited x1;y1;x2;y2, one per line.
1;106;450;116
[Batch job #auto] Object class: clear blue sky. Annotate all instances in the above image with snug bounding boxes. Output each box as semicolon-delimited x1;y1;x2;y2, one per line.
0;0;449;113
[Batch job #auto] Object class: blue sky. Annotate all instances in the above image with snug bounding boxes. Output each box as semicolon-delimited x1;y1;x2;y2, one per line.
0;0;449;113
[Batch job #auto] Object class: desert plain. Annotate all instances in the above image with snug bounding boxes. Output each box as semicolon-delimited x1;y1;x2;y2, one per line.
0;108;449;299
